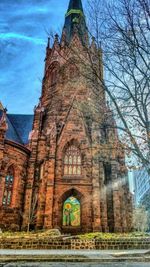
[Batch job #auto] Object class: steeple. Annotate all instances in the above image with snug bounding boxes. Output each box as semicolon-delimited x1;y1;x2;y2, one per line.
67;0;84;11
63;0;88;44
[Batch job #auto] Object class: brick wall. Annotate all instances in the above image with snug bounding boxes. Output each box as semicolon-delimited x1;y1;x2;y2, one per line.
0;141;29;230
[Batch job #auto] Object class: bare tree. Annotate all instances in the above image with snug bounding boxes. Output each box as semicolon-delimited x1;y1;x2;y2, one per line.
46;0;150;173
141;188;150;230
77;0;150;173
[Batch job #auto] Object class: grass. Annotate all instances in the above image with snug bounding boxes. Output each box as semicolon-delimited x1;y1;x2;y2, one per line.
0;229;61;239
0;230;150;240
77;232;150;240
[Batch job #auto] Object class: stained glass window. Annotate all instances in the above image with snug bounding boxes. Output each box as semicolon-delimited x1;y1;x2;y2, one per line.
3;166;14;206
64;146;81;176
63;196;80;227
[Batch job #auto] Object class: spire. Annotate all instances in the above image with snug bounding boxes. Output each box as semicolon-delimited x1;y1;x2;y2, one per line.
67;0;83;12
63;0;88;44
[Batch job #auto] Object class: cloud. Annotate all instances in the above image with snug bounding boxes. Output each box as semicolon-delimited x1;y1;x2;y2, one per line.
0;0;87;114
0;32;46;45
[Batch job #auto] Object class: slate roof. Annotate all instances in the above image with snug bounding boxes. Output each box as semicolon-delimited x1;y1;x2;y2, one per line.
67;0;83;11
0;110;3;121
6;114;34;145
64;0;87;43
0;101;34;145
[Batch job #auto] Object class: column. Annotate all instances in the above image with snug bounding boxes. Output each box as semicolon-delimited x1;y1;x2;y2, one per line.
92;156;102;232
111;162;122;232
99;162;109;232
44;158;55;229
44;132;57;229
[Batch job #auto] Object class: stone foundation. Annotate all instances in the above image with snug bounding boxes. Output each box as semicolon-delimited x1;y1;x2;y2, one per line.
0;238;149;250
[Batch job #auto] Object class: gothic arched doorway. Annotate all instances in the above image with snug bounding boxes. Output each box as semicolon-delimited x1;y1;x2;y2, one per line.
62;196;81;227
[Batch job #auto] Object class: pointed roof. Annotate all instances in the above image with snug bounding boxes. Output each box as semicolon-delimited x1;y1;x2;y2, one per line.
0;102;33;145
63;0;88;43
7;114;34;145
67;0;83;12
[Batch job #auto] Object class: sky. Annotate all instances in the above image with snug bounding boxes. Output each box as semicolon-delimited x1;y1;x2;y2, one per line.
0;0;86;114
0;0;135;192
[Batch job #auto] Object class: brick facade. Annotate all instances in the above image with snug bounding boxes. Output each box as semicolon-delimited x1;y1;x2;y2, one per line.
0;138;29;230
0;0;132;233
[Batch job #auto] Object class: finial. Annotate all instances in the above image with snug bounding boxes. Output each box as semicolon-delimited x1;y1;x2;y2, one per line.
91;36;97;51
61;28;67;46
91;36;96;46
92;36;96;42
4;107;7;113
55;34;59;42
47;37;50;48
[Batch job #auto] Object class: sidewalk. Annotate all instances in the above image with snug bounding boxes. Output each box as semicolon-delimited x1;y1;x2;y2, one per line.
0;249;150;263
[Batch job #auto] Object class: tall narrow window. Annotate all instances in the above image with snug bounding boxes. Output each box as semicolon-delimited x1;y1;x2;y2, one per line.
101;124;108;143
104;163;111;185
64;145;81;176
51;69;57;86
3;166;14;206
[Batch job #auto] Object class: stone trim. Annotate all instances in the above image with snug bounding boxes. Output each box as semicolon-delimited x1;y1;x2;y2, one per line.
5;140;31;154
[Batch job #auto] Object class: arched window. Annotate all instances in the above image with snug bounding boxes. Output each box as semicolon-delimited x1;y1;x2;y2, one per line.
3;166;14;206
64;145;81;176
51;69;57;86
63;196;80;227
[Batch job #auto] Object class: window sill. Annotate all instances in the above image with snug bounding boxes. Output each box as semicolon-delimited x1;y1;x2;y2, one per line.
62;226;81;229
63;175;82;179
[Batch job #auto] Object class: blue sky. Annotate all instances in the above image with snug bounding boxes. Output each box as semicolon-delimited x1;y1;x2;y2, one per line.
0;0;86;114
0;0;135;192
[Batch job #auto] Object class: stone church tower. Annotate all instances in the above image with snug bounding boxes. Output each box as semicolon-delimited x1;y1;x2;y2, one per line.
22;0;132;233
0;0;132;233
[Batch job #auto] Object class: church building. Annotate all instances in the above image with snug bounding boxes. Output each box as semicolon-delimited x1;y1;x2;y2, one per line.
0;0;132;233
